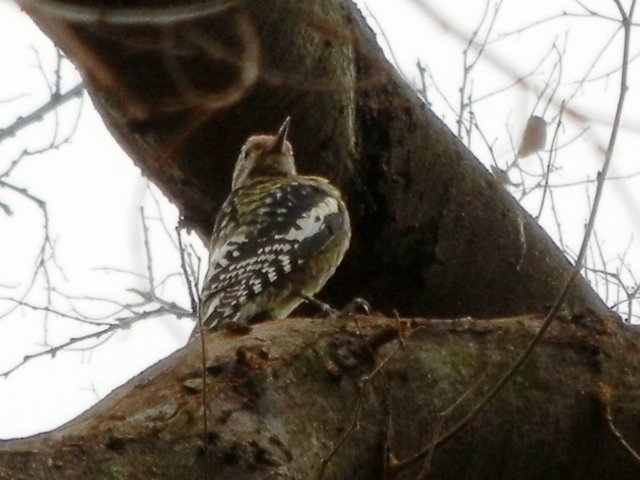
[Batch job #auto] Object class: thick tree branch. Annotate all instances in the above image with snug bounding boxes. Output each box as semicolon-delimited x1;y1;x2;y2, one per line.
1;315;639;479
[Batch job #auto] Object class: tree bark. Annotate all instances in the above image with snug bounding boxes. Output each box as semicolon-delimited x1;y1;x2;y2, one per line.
1;314;639;479
5;0;639;478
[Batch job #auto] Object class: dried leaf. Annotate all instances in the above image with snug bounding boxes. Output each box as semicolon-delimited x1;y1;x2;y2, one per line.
517;116;547;158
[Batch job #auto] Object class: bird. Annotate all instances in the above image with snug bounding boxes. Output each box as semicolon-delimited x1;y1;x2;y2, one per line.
197;117;351;333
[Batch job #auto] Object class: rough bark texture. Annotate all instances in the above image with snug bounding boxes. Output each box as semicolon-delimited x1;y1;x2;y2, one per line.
4;0;639;478
1;315;639;479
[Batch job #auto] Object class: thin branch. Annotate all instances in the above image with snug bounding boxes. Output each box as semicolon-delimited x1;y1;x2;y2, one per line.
195;303;210;478
140;207;156;297
0;179;56;323
0;298;113;326
1;307;174;377
535;105;564;220
177;224;198;315
0;83;83;144
606;403;640;462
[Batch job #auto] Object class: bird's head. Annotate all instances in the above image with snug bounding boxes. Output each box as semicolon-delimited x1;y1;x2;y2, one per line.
231;117;297;190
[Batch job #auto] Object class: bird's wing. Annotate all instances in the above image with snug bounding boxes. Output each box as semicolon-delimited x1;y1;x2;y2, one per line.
200;180;348;325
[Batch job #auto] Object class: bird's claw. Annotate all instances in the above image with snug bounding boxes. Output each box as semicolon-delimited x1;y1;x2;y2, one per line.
339;297;371;317
300;293;338;318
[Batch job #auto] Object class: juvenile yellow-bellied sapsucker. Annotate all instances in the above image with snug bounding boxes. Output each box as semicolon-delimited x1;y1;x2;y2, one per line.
198;117;351;332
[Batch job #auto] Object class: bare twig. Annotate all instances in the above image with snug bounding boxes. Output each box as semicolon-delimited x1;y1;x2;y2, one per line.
595;384;640;462
196;304;210;478
139;207;156;296
1;200;194;377
457;0;504;141
0;82;83;145
606;404;640;462
176;225;198;315
0;307;174;377
535;105;564;220
0;180;57;326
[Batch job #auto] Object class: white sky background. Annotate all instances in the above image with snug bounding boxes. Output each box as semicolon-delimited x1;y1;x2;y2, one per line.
1;0;639;439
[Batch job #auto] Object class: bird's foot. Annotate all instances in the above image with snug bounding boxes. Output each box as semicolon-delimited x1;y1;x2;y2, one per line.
339;297;371;317
299;293;338;317
298;294;371;319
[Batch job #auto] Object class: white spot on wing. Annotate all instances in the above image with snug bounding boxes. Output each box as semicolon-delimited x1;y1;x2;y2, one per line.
278;197;339;242
280;256;292;273
209;232;249;270
267;269;277;282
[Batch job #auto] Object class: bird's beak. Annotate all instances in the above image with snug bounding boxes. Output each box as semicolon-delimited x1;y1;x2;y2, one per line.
272;116;291;153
